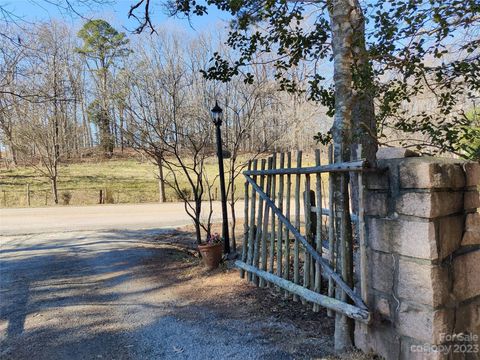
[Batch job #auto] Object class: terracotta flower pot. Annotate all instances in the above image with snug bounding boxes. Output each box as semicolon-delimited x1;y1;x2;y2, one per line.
198;242;223;270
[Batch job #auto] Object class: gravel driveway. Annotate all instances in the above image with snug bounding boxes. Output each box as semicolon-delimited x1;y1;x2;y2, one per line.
0;226;339;360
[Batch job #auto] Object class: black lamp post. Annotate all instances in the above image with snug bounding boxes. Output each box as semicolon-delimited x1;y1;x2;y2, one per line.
211;101;231;255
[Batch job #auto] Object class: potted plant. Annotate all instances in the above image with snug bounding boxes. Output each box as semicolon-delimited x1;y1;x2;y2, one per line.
198;232;223;270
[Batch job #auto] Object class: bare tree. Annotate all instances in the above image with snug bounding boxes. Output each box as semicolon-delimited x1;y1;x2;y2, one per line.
123;31;218;243
11;22;78;203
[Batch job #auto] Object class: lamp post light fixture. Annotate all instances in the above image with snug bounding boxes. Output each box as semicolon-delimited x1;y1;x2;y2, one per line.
211;101;231;255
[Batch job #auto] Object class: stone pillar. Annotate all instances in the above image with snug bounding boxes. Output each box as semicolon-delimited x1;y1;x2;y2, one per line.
355;150;480;360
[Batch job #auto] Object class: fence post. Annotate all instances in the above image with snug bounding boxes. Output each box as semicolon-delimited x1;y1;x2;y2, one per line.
283;152;292;298
356;145;368;304
313;148;323;312
268;153;277;276
240;161;252;279
327;145;335;316
246;159;258;281
276;153;285;280
293;151;302;301
302;175;312;304
252;159;266;286
260;157;273;287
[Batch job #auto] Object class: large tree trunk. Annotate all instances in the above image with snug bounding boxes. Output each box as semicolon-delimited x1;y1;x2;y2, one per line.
328;0;359;352
351;5;377;164
349;0;377;218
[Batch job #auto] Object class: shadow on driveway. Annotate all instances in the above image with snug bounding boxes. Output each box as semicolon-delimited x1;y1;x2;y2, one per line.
0;228;335;360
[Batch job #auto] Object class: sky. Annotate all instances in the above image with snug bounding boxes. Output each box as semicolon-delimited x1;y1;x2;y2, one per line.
0;0;229;34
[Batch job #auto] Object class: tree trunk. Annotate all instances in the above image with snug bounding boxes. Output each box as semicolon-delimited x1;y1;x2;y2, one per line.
230;202;237;253
81;96;91;148
119;106;125;152
10;143;18;166
328;0;357;352
332;172;354;351
230;178;237;253
2;124;18;165
100;109;113;157
112;105;118;149
350;3;377;164
349;0;377;216
51;176;58;205
73;98;79;156
194;197;203;244
157;156;166;203
194;221;202;245
101;69;113;157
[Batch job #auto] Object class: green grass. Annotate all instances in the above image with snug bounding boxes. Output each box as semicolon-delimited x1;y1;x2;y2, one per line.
0;152;322;208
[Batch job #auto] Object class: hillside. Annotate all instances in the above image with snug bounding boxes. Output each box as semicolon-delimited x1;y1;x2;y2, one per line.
0;149;322;208
0;155;220;207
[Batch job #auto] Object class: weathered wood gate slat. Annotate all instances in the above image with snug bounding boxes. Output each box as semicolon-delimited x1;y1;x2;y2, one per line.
243;159;367;175
237;147;371;324
313;149;323;312
293;151;302;302
236;262;370;321
327;146;336;316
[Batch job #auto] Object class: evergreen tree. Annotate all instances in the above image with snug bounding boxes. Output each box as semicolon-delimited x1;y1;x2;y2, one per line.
77;19;130;156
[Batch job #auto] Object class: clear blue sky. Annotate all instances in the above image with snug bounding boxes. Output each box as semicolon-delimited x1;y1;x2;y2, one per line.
1;0;229;34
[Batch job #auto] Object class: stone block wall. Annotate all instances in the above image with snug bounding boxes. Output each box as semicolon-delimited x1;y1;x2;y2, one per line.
355;153;480;360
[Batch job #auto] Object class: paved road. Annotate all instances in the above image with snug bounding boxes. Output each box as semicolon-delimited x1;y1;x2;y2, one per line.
0;202;243;235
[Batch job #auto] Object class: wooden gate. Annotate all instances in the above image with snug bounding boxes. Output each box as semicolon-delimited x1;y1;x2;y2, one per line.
235;147;371;323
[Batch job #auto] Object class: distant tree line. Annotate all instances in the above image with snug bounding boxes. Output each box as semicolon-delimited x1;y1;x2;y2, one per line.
0;20;324;165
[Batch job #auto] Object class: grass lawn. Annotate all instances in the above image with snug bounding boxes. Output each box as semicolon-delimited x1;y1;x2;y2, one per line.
0;151;322;208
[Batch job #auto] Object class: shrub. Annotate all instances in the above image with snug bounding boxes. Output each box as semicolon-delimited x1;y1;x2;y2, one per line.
61;191;72;205
104;188;115;204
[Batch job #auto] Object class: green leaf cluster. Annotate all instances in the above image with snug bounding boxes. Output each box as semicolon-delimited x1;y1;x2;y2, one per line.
171;0;480;158
77;19;131;69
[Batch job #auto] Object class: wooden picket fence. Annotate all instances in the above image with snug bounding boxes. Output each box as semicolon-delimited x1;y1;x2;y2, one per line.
235;146;371;323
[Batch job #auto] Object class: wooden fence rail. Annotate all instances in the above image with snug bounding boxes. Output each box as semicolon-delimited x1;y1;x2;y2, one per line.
236;261;370;321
